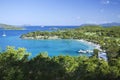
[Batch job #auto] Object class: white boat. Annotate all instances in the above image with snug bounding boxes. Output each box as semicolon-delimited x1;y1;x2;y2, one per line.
86;50;93;53
2;32;6;37
78;49;93;53
78;49;87;53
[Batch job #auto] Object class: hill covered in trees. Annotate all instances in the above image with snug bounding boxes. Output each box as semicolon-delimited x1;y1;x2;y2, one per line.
0;46;120;80
0;23;23;30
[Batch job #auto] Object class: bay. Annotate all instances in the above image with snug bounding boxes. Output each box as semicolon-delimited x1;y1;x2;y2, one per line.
0;28;95;57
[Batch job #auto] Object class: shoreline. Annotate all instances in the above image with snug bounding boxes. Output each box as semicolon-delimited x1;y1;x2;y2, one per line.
76;39;102;51
21;35;103;51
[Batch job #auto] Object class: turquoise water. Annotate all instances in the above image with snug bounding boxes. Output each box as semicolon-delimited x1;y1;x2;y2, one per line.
0;30;95;57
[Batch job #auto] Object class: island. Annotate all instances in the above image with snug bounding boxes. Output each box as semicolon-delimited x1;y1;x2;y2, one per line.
0;23;24;30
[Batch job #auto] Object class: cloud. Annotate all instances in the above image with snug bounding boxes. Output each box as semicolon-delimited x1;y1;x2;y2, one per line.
103;0;120;5
101;0;110;5
106;0;110;4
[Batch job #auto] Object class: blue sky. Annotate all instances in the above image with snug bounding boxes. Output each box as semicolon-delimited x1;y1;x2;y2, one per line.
0;0;120;25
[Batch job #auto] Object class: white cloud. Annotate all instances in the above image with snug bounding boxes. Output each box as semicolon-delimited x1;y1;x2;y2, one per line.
106;0;110;4
101;0;120;6
101;0;110;5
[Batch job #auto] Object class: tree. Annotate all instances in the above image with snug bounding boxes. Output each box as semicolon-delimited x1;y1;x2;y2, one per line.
0;46;29;80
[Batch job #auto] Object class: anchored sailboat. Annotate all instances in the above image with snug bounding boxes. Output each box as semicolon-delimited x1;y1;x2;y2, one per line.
2;32;6;37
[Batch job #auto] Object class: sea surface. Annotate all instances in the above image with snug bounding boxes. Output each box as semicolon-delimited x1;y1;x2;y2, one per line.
0;26;95;57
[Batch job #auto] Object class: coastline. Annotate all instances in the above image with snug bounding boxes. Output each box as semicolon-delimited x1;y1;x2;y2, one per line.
76;39;102;51
21;35;102;51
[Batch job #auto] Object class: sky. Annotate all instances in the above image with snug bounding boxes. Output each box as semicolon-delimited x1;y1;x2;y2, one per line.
0;0;120;25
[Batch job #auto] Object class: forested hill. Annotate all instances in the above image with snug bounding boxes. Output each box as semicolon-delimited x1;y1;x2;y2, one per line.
21;26;120;39
80;22;120;27
0;23;23;30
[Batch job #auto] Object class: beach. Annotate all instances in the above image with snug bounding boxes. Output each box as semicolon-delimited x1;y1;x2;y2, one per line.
76;39;102;51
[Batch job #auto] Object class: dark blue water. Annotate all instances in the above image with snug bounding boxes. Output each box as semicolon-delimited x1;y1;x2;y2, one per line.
0;26;94;57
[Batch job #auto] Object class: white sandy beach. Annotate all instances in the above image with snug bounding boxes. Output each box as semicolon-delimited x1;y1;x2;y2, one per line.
76;39;102;51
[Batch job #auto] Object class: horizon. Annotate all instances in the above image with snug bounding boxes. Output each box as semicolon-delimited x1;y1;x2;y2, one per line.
1;22;120;26
0;0;120;25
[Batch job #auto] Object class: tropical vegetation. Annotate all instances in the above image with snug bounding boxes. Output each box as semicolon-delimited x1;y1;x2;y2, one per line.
0;46;120;80
0;25;120;80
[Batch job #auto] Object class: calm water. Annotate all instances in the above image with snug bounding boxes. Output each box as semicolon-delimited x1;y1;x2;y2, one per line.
0;29;95;57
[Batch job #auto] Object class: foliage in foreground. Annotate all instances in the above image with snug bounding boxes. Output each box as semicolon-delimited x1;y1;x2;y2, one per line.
0;46;120;80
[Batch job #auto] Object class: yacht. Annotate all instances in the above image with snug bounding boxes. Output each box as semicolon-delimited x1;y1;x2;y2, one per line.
2;32;6;37
78;49;87;53
78;49;93;53
86;50;93;53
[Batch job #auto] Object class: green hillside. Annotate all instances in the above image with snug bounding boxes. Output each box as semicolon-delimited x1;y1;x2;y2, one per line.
0;23;23;30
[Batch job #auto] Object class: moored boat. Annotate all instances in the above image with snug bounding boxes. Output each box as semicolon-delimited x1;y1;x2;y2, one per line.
2;32;6;37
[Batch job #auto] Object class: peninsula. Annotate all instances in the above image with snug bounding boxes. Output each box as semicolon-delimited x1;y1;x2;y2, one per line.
0;23;24;30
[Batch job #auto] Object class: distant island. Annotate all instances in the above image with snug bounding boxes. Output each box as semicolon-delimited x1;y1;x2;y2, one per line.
0;23;24;30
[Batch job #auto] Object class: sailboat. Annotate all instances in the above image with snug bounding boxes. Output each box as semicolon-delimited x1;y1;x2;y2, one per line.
2;32;6;37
